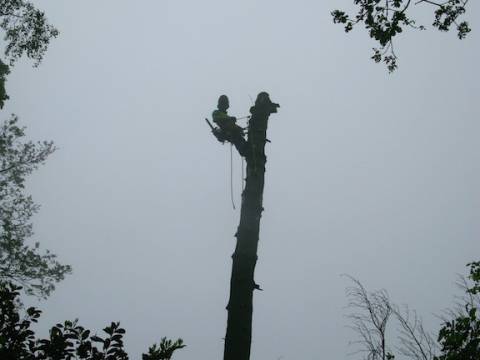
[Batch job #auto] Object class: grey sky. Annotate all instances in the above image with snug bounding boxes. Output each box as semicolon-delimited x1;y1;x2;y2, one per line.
4;0;480;359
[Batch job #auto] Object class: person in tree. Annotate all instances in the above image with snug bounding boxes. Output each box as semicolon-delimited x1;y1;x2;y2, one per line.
212;95;244;137
212;95;248;156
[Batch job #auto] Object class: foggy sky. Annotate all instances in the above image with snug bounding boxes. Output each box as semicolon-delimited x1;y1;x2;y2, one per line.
4;1;480;359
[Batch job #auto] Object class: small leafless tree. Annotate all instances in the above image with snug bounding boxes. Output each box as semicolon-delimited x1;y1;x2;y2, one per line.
345;275;394;360
345;276;437;360
394;305;437;360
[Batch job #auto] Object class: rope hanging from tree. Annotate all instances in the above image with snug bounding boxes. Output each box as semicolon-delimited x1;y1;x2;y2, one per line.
230;144;236;210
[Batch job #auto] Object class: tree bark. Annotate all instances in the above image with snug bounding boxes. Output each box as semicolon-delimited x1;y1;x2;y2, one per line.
223;92;279;360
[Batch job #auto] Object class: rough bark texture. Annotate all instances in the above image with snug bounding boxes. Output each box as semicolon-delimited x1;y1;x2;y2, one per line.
223;93;279;360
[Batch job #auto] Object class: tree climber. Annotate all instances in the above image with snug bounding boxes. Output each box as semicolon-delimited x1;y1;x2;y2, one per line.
212;95;244;138
212;95;248;156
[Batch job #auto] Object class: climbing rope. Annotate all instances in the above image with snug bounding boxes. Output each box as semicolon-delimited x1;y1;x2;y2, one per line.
230;144;236;210
241;156;245;192
228;145;246;209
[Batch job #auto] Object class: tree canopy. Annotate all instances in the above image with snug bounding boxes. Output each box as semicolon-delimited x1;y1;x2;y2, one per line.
0;0;59;66
0;0;68;298
0;0;58;107
332;0;471;71
0;116;71;298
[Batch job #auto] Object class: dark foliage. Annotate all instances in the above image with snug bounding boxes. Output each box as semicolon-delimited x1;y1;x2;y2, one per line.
0;116;71;298
0;0;59;66
332;0;471;71
142;339;185;360
0;0;59;109
0;282;185;359
435;262;480;360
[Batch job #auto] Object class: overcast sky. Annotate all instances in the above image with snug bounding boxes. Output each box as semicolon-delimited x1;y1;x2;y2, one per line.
4;1;480;359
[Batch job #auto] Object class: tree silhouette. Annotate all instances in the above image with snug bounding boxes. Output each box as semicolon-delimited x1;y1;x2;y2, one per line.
0;281;185;360
0;116;71;298
209;92;279;360
0;0;59;106
0;1;70;298
344;262;480;360
332;0;471;71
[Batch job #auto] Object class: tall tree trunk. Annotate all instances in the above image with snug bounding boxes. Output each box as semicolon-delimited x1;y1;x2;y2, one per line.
223;92;279;360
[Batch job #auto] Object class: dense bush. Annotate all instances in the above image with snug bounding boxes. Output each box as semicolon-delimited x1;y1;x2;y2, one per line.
0;282;185;360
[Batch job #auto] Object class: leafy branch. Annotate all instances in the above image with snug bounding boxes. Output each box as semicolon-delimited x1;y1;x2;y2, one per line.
332;0;471;71
0;282;186;359
0;116;71;298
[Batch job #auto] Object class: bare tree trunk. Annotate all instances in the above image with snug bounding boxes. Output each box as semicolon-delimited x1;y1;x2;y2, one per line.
223;93;279;360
